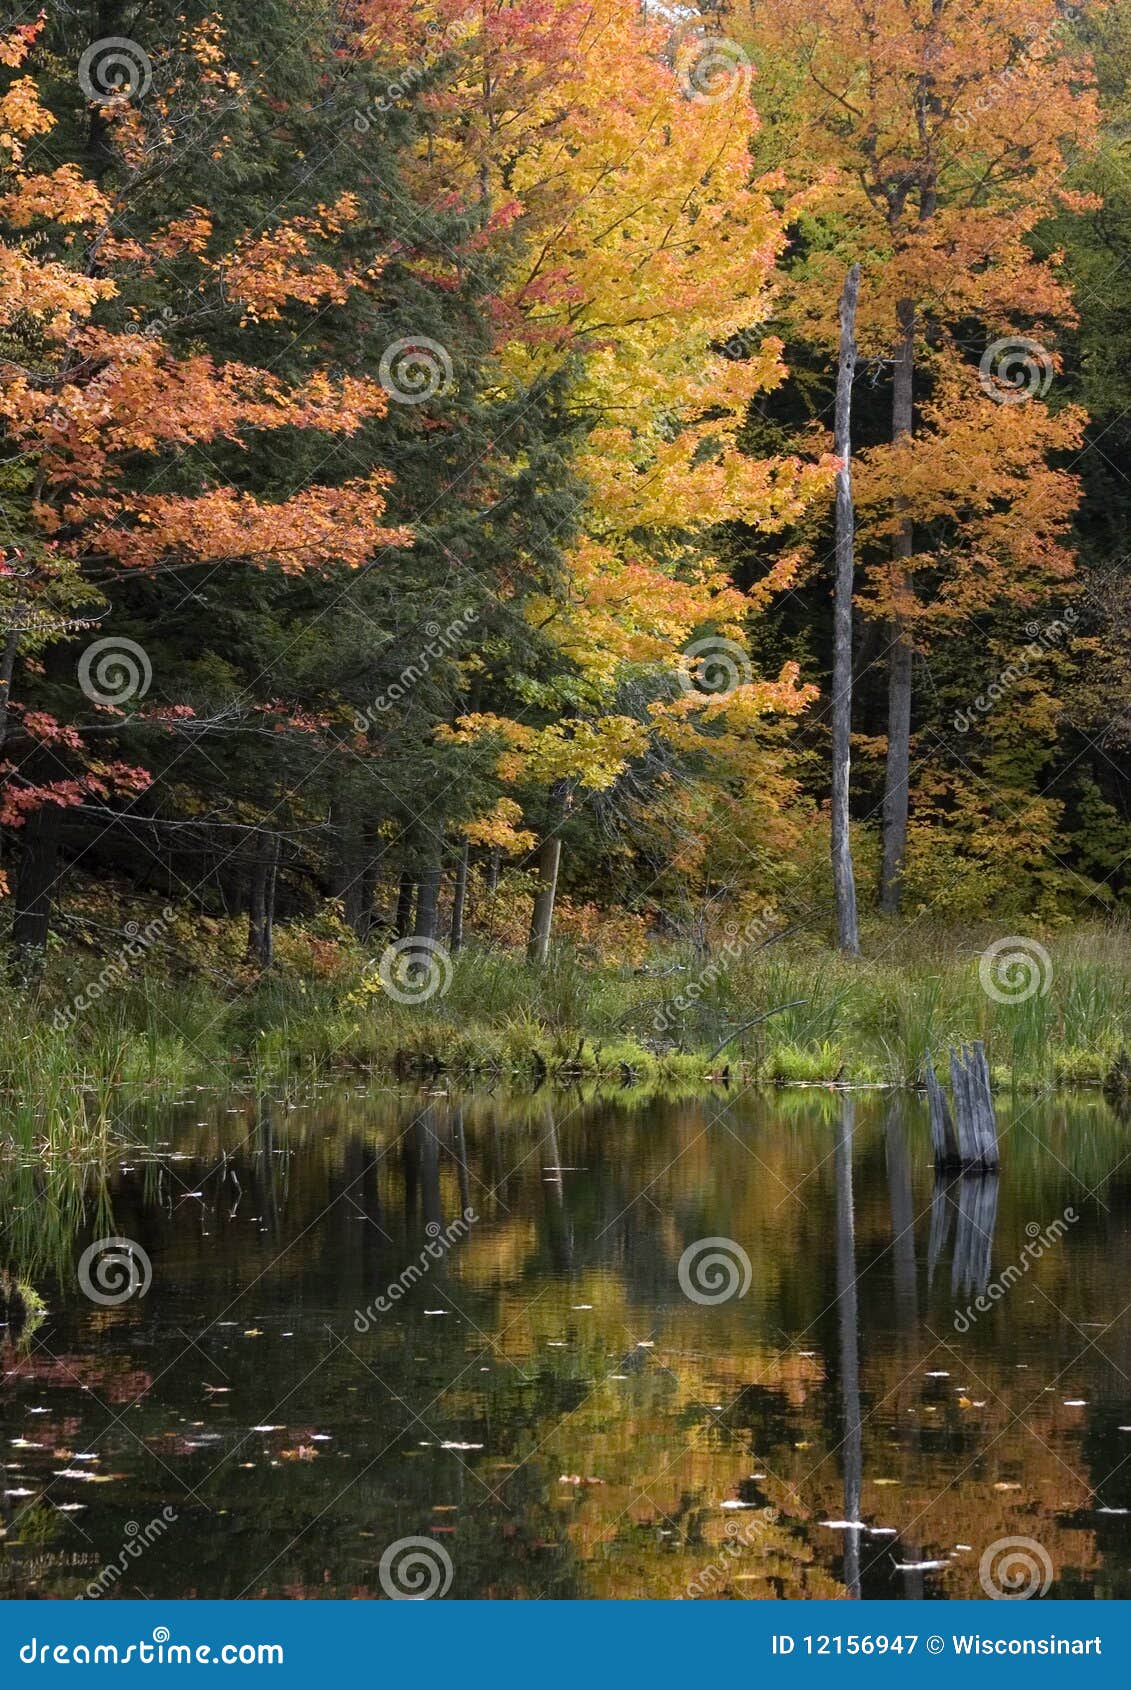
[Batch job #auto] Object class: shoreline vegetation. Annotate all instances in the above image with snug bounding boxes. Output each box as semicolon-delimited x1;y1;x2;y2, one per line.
4;920;1129;1146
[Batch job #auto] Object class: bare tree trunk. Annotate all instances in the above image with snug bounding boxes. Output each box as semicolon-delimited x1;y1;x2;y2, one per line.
486;847;500;894
450;838;469;953
881;298;917;915
394;869;415;937
11;803;63;977
831;263;861;956
413;836;444;944
246;832;279;969
0;624;20;755
527;832;562;964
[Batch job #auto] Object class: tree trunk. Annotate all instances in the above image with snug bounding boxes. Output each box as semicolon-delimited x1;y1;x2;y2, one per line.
0;624;20;755
450;838;469;953
527;832;562;964
413;836;444;943
486;846;501;894
880;297;916;914
246;832;279;969
394;869;415;937
831;263;861;956
11;802;63;977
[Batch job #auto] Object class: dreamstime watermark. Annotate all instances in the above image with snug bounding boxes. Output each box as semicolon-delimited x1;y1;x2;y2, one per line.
352;14;469;129
78;1509;178;1600
670;26;751;104
78;636;152;707
375;935;453;1005
378;1536;453;1600
678;1237;752;1305
78;37;152;103
980;1535;1054;1599
979;336;1055;404
52;909;175;1032
677;635;753;700
954;10;1081;134
953;611;1077;732
77;1237;152;1307
378;337;454;404
354;1208;477;1330
353;610;478;729
953;1207;1077;1332
683;324;764;410
686;1507;780;1598
653;904;782;1034
978;936;1053;1005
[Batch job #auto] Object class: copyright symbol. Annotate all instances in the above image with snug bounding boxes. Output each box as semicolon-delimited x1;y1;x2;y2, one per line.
926;1636;945;1655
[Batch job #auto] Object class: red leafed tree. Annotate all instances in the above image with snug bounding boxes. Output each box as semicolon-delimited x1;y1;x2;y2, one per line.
0;18;406;960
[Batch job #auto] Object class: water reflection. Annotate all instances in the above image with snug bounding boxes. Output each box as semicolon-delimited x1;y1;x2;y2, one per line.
0;1084;1127;1599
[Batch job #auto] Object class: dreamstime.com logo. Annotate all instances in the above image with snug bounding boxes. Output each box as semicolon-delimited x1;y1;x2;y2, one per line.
677;635;753;700
686;1508;780;1598
79;1509;179;1600
18;1628;283;1666
979;337;1054;404
980;1536;1054;1599
379;1536;453;1599
375;936;453;1005
670;27;751;103
78;637;152;707
953;610;1077;734
354;1208;477;1329
77;1237;152;1307
653;904;783;1035
978;936;1053;1005
353;610;478;729
52;909;175;1031
378;337;454;404
678;1237;753;1305
78;38;152;103
954;1207;1078;1332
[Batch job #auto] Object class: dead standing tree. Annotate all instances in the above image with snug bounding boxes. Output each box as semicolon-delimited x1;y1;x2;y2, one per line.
831;263;861;956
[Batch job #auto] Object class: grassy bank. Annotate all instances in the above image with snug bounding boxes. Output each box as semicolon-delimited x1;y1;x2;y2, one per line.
3;922;1129;1128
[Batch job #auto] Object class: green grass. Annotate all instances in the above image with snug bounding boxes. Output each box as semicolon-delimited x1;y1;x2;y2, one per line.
1;920;1127;1118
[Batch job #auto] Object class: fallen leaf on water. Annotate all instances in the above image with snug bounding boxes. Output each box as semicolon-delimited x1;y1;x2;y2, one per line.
243;1329;263;1338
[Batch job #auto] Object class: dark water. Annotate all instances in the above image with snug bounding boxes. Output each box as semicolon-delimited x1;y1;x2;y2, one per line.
3;1084;1131;1601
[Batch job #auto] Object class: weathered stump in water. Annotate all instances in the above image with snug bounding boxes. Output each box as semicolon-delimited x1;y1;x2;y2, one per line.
925;1041;999;1172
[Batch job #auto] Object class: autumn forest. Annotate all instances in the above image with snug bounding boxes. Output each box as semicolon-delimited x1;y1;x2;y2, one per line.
4;0;1131;1614
1;0;1127;1032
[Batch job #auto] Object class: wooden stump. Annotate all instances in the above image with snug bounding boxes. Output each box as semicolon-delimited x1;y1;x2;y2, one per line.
925;1041;998;1172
